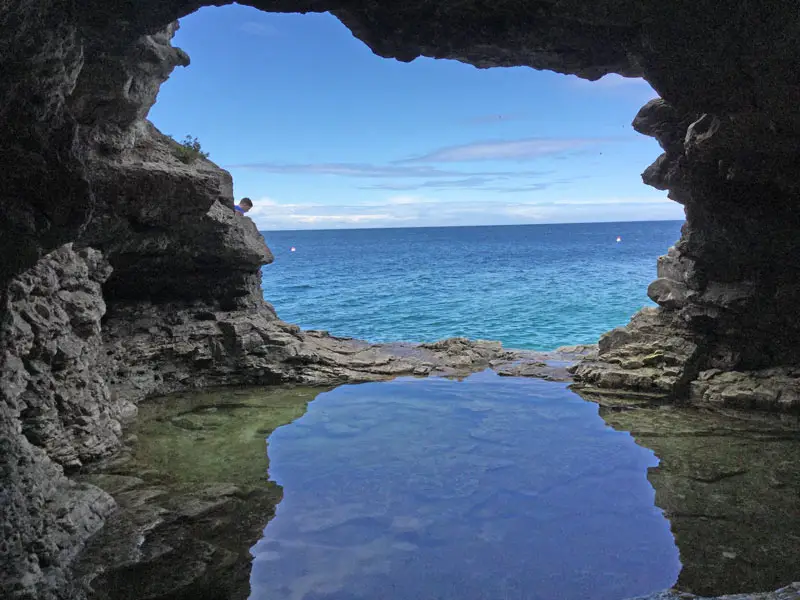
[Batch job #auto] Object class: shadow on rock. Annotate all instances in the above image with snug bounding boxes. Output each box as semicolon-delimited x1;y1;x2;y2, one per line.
590;399;800;597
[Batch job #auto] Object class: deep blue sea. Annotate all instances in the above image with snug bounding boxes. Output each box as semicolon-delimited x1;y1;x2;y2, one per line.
261;221;683;350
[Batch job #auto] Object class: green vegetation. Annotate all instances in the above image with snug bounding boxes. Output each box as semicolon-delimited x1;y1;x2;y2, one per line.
171;134;210;164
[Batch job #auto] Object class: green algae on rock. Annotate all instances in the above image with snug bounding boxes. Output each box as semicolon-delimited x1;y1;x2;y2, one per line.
73;386;324;600
127;386;323;487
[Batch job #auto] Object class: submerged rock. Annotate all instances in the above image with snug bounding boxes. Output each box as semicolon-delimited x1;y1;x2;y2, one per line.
75;383;800;600
73;387;318;600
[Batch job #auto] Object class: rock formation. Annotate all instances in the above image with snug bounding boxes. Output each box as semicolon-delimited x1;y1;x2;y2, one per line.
0;245;117;598
2;0;800;598
572;99;800;411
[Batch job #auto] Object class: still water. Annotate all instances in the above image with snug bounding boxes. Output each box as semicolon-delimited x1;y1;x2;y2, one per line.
115;374;800;600
250;372;681;600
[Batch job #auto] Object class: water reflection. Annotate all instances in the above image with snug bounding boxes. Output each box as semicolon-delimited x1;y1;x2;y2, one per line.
250;372;681;600
600;406;800;596
89;375;800;600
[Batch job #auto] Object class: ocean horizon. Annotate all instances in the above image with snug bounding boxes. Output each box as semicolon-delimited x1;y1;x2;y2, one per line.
261;219;684;351
260;217;684;233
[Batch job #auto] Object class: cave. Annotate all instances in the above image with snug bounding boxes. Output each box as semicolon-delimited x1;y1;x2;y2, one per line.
2;1;800;598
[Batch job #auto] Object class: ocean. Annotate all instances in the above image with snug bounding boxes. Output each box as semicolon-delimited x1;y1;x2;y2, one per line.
261;220;684;350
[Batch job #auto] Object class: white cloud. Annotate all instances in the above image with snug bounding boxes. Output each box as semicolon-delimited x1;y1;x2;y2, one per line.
251;196;279;207
399;138;609;163
385;195;438;205
227;161;548;180
245;194;684;231
292;214;395;224
551;196;677;206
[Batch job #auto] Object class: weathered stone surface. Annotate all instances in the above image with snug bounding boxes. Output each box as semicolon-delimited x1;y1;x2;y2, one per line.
573;96;800;407
99;303;553;404
690;368;800;412
571;308;703;400
3;245;129;470
4;0;800;288
83;122;272;309
3;0;800;597
1;246;118;600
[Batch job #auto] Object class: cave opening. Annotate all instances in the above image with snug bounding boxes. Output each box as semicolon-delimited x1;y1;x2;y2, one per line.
139;4;684;351
6;3;800;600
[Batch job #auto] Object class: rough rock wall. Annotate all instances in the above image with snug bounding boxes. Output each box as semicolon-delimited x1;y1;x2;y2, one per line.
0;245;117;599
2;0;800;597
0;1;92;287
2;0;800;394
572;99;800;411
4;0;800;397
84;123;272;309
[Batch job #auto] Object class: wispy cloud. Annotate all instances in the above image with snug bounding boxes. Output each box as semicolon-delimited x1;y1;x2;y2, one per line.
228;161;551;180
361;174;584;194
397;137;612;163
229;162;464;178
360;176;554;192
230;159;580;194
239;21;278;36
248;194;684;231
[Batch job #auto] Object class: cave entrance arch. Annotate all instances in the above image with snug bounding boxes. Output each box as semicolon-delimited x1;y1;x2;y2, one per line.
132;5;682;352
4;2;800;599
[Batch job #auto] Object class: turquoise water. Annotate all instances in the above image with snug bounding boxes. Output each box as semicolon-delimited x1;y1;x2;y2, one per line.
250;372;681;600
261;221;683;350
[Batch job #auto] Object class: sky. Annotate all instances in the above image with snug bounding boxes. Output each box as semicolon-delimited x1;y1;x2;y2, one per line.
149;4;685;231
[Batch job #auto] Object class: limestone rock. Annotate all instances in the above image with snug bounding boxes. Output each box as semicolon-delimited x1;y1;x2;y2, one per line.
81;123;272;309
0;245;122;600
99;305;557;404
574;96;800;406
572;308;703;399
4;1;800;598
648;277;693;310
3;245;125;469
691;368;800;412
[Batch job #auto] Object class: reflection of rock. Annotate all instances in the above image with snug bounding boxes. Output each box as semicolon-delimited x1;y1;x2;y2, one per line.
0;245;119;600
74;389;315;600
599;405;800;598
627;582;800;600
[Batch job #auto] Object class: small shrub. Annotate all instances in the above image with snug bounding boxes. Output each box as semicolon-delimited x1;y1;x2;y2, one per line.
171;134;210;164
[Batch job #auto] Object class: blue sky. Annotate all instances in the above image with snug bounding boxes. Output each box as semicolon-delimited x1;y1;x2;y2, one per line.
149;5;685;230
